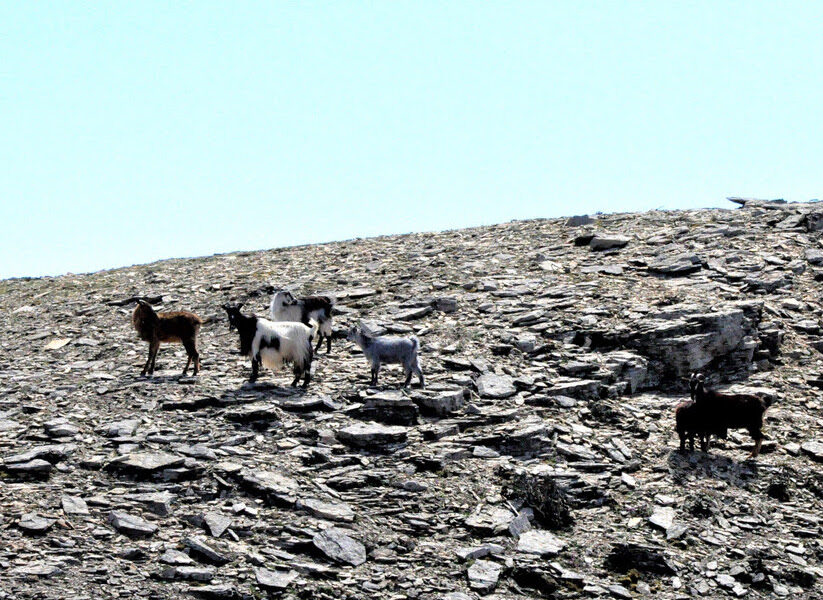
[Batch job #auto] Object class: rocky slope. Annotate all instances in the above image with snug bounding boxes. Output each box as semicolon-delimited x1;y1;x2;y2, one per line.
2;199;823;600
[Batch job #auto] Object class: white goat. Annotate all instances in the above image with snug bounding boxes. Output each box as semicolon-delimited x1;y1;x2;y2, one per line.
270;290;334;353
347;326;425;388
223;303;318;387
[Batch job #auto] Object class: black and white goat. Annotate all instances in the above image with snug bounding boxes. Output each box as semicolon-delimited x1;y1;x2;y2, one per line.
132;299;203;376
223;303;317;387
270;290;334;353
347;326;424;388
677;372;774;458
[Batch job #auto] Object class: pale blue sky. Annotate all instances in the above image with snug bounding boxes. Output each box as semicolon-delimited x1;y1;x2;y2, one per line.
2;2;821;279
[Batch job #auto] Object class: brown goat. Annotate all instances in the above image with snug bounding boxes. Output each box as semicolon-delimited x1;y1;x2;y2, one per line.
675;400;711;453
132;299;203;376
684;372;773;458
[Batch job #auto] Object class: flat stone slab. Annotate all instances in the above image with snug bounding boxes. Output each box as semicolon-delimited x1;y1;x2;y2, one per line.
125;491;175;516
224;402;281;422
589;234;630;251
313;527;367;566
109;511;158;538
19;513;56;535
160;566;215;582
395;305;433;320
467;559;503;592
414;389;465;416
516;530;566;556
255;567;298;590
61;495;90;516
545;379;600;399
9;562;63;578
203;512;232;538
649;507;675;532
476;374;517;399
184;536;235;565
105;452;185;477
296;498;355;522
336;423;408;449
801;441;823;462
3;459;53;476
4;443;76;465
238;469;301;506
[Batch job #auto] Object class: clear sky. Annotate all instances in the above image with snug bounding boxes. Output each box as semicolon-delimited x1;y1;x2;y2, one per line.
2;2;821;279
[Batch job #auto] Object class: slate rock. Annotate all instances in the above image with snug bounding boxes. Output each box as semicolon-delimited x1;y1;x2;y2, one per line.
19;513;56;535
184;535;236;565
61;495;90;516
516;530;565;556
109;511;158;538
254;567;298;591
238;469;301;506
800;441;823;463
476;374;517;399
296;498;355;522
336;422;408;450
467;559;503;592
589;234;630;251
312;527;367;566
105;451;185;478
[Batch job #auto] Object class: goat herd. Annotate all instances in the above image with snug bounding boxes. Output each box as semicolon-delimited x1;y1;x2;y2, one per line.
131;290;772;459
131;289;424;389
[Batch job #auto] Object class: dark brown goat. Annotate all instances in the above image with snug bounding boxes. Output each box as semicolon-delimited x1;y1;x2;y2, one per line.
681;373;773;458
132;299;203;376
675;400;710;453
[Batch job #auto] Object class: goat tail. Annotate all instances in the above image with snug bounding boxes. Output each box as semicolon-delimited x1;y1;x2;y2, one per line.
410;336;420;354
763;395;775;409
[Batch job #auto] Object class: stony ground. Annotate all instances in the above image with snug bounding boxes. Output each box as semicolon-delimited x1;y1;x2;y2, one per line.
2;199;823;600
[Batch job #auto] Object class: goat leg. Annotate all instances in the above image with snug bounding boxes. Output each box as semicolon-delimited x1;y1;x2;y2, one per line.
250;356;260;383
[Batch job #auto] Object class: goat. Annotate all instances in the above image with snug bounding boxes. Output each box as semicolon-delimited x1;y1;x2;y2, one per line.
347;326;424;388
675;400;711;453
685;372;773;458
131;299;203;376
223;303;316;387
270;290;334;353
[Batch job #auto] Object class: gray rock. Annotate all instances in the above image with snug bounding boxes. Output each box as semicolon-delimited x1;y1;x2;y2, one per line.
517;529;565;556
566;214;594;227
801;441;823;462
414;389;465;416
184;536;235;565
108;511;158;538
476;373;517;399
648;252;702;275
589;235;630;251
4;459;53;475
336;422;408;450
61;495;89;516
203;511;232;538
18;513;56;535
312;527;367;566
467;559;503;592
160;566;215;582
238;469;301;506
296;498;355;522
159;549;195;565
358;391;419;425
105;451;185;478
125;491;175;516
395;305;433;320
255;567;298;590
649;507;675;532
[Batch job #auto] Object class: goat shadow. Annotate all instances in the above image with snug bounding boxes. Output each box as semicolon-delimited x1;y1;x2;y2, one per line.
667;449;760;489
